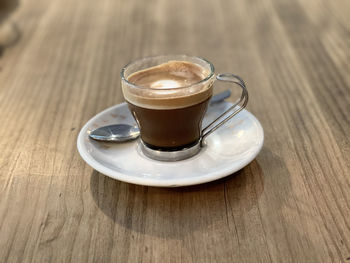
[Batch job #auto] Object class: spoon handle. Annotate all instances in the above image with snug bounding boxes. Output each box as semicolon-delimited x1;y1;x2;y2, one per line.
210;90;231;105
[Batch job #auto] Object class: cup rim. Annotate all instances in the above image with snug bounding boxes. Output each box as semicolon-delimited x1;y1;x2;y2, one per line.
120;55;215;90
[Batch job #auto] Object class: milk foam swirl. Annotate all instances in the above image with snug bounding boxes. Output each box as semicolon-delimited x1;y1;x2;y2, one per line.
122;61;214;109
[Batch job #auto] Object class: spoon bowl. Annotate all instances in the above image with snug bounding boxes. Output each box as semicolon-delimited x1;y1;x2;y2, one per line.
89;124;140;142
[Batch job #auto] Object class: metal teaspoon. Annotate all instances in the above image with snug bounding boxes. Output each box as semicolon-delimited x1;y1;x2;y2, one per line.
89;90;231;142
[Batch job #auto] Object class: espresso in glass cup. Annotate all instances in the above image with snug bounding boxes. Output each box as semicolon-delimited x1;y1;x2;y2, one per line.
121;55;248;161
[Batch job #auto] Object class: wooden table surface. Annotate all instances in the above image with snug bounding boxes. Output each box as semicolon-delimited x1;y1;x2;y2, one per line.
1;0;349;262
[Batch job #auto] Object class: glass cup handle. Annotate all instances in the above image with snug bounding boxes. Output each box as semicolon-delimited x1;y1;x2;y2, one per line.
200;73;249;146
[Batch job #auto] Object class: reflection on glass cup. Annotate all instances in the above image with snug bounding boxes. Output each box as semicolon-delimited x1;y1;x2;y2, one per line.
121;55;248;161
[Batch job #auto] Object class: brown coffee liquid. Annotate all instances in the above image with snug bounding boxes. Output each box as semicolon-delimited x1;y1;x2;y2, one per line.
128;98;210;150
124;60;213;150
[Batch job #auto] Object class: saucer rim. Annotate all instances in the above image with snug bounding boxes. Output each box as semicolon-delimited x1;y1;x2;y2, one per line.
77;102;264;187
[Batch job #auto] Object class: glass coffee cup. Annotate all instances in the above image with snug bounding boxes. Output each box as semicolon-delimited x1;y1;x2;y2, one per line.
121;55;248;161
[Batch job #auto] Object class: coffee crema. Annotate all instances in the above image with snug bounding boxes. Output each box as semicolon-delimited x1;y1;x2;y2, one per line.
123;60;213;110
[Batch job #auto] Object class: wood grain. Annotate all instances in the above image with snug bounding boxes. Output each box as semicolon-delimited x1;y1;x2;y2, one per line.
0;0;349;262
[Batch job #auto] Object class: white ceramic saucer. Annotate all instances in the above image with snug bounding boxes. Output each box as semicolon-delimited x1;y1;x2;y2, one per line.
77;102;264;187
